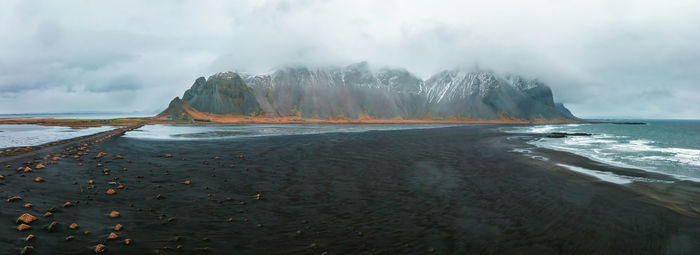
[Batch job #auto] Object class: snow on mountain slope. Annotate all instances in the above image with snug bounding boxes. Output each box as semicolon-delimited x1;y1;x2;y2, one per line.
163;62;575;120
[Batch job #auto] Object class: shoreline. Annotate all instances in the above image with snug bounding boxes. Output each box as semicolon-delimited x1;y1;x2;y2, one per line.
1;124;698;254
0;115;583;127
506;131;700;218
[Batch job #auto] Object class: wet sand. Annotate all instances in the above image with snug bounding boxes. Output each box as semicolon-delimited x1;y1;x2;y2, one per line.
1;125;699;254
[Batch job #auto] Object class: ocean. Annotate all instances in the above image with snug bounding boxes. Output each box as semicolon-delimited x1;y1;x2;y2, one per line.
0;112;153;119
516;120;700;182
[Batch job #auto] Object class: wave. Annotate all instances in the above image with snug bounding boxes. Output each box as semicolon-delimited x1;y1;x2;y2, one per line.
511;123;700;183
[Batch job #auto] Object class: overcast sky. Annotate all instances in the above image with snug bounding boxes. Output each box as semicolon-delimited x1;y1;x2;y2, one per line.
1;0;698;118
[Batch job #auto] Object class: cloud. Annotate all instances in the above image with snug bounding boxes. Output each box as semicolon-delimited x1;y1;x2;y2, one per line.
86;75;142;93
0;0;698;118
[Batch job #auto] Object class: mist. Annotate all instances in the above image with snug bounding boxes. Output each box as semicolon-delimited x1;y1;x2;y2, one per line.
1;0;698;118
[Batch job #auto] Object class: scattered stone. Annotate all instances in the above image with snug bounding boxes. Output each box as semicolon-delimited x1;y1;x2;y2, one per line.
88;179;95;185
65;235;74;241
25;234;35;242
156;194;164;199
107;232;118;240
95;152;106;159
18;224;32;231
106;189;116;195
35;163;45;169
17;213;37;224
255;194;262;200
214;156;220;160
0;174;4;179
109;211;120;218
124;239;132;245
95;244;107;253
43;212;53;217
114;224;123;231
184;180;191;185
177;245;183;249
21;246;34;255
164;154;172;158
69;223;79;230
47;221;60;232
23;167;32;172
117;184;125;189
64;201;73;207
97;163;103;167
115;155;123;159
24;203;33;208
428;247;435;253
34;177;45;182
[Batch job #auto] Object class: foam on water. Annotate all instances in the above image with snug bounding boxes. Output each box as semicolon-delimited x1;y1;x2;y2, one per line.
0;124;117;149
514;121;700;182
555;163;673;184
555;163;633;184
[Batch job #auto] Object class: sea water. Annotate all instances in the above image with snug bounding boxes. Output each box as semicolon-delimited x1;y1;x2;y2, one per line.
519;120;700;181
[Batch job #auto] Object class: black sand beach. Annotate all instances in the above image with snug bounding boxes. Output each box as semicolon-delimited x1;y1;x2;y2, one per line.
1;125;699;254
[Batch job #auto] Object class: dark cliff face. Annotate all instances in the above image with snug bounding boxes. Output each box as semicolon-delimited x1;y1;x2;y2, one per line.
182;72;260;115
158;97;193;122
243;63;428;119
555;103;578;119
422;71;567;119
163;63;575;120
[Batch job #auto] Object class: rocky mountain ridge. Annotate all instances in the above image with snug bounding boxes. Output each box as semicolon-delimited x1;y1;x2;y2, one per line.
160;62;576;121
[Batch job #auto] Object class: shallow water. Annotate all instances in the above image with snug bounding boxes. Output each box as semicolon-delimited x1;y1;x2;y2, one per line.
514;120;700;181
0;124;117;149
122;124;462;140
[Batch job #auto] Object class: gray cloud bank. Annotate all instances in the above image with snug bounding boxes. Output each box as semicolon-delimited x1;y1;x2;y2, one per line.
0;0;698;118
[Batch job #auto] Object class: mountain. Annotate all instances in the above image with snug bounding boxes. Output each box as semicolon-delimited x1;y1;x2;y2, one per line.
159;97;192;122
555;103;578;120
421;71;567;119
159;62;577;121
242;62;427;119
181;72;259;115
